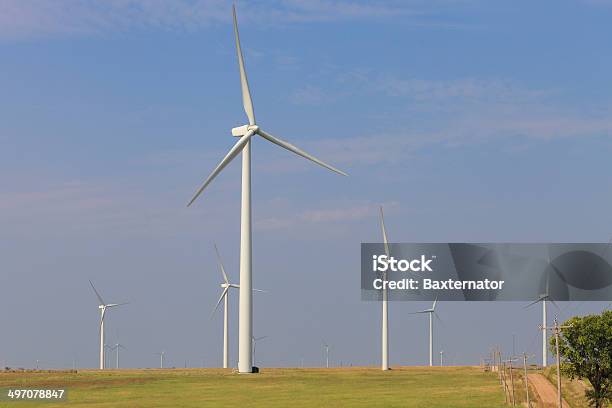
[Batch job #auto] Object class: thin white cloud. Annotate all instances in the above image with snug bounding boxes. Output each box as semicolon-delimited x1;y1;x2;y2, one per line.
0;0;427;40
255;201;399;230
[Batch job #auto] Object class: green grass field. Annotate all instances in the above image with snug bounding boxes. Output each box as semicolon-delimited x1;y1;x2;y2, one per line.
0;366;506;407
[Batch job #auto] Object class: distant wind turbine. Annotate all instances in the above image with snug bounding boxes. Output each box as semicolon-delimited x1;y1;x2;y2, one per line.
251;336;267;367
89;280;127;370
110;343;126;369
155;351;166;369
186;5;347;374
525;251;558;367
379;206;390;371
323;341;331;368
211;244;264;368
409;298;440;366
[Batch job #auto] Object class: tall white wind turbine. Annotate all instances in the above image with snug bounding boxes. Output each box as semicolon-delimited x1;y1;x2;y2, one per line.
89;280;127;370
187;6;346;373
211;244;264;368
409;298;439;366
379;207;390;371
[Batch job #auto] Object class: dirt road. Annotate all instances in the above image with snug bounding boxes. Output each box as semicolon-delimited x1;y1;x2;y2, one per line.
528;373;571;408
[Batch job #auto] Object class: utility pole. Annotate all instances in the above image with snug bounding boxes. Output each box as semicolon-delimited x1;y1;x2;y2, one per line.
497;349;503;384
523;353;533;408
501;360;508;404
540;318;571;408
505;357;518;407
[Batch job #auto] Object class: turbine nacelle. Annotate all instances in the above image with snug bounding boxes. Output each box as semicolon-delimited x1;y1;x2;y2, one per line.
232;124;259;137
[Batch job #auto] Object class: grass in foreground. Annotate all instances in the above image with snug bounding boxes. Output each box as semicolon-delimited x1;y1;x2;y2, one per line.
0;366;506;408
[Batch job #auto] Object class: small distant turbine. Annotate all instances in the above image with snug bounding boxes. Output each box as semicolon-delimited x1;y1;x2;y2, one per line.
251;336;267;367
409;298;440;366
110;343;126;369
186;5;347;374
155;351;166;369
211;244;264;368
439;350;444;366
323;341;331;368
89;280;127;370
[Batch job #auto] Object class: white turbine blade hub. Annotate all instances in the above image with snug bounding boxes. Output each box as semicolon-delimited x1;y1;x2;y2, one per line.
187;129;255;206
232;5;255;125
256;128;347;176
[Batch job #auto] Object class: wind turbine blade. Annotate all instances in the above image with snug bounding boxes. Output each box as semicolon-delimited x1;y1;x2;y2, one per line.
434;311;444;327
255;336;267;341
214;244;229;284
257;129;347;176
100;308;106;322
379;206;390;257
187;130;255;207
232;5;255;125
107;302;129;308
252;288;266;292
432;296;438;311
549;298;559;309
89;280;105;305
524;297;544;309
210;287;229;318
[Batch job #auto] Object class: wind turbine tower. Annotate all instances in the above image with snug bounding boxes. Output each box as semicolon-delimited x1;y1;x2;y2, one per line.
379;207;391;370
526;253;558;367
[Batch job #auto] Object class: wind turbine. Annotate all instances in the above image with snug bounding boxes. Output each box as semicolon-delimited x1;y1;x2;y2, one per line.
186;5;347;374
409;298;440;366
110;343;126;369
379;207;390;371
104;344;113;368
211;244;264;368
251;336;267;367
155;351;165;369
323;341;331;368
525;251;558;367
439;350;444;366
89;280;127;370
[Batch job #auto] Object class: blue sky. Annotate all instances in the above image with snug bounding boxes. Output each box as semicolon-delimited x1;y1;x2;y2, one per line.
1;0;611;369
